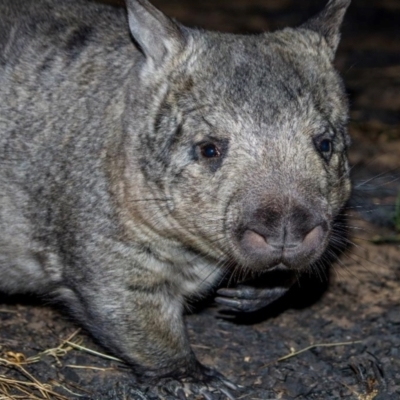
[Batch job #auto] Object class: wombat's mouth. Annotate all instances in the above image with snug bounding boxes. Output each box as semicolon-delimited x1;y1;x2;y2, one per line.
267;263;290;272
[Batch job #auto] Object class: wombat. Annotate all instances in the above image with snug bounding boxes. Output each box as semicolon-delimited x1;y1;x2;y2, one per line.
0;0;351;397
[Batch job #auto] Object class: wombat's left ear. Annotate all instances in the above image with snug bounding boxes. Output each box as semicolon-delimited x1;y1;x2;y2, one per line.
126;0;185;71
300;0;351;60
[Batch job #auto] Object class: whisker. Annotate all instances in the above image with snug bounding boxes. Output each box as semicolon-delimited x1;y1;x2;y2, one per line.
354;166;400;189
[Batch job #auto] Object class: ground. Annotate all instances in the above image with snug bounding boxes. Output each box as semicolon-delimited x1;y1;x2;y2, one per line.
1;0;400;399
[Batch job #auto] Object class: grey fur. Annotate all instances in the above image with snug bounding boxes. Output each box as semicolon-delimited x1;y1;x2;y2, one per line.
0;0;351;391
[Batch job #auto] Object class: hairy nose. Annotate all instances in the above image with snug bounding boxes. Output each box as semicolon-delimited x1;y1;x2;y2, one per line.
238;205;329;270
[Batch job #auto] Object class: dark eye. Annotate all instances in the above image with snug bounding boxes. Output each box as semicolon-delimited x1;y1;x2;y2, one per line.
200;143;220;158
319;139;332;153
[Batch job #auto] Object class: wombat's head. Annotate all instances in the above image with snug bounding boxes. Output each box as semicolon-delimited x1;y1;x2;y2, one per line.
125;0;351;275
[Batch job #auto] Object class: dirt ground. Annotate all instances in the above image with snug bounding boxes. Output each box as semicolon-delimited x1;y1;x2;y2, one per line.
1;0;400;399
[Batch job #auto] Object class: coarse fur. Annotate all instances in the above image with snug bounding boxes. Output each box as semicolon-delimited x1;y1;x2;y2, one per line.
0;0;351;394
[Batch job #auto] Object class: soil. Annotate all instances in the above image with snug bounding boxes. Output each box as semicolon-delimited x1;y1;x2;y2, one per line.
1;1;400;399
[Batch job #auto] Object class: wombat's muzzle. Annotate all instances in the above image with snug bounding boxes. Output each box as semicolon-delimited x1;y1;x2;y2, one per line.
236;203;329;271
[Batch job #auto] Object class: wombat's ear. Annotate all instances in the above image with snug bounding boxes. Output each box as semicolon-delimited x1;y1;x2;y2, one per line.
300;0;350;59
126;0;185;70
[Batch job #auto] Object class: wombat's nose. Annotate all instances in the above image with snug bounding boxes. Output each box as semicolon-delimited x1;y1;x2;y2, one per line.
243;223;324;249
268;224;324;252
238;206;328;270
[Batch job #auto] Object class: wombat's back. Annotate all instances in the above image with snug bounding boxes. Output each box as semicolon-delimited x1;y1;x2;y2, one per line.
0;0;138;294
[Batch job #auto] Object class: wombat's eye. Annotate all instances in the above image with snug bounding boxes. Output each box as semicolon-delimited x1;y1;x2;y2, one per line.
319;139;332;153
314;135;333;162
200;143;220;158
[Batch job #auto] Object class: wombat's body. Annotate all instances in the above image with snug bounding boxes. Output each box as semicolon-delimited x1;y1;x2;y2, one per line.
0;0;351;396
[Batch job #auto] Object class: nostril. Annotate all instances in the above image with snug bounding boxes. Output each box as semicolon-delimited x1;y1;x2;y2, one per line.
302;225;325;250
240;229;286;254
241;230;267;251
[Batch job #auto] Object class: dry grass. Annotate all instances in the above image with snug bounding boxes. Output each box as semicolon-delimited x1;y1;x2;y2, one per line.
0;329;124;400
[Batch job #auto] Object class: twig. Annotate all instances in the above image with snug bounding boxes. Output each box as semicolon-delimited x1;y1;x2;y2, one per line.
65;365;115;371
370;234;400;244
276;340;363;362
63;341;122;362
260;340;363;369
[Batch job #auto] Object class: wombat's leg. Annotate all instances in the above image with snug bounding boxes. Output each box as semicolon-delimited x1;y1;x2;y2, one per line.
62;284;237;397
215;286;290;312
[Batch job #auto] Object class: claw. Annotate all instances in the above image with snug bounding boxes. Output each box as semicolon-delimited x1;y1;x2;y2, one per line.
160;378;187;399
216;286;290;312
176;388;187;400
146;364;238;400
217;286;287;300
217;286;258;298
200;388;216;400
215;296;247;310
219;387;236;400
220;379;238;392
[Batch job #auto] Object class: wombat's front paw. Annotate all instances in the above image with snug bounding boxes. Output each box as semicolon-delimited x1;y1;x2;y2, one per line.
149;365;238;400
216;285;290;312
216;270;296;312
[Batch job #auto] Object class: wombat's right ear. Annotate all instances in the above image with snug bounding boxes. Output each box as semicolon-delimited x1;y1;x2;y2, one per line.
300;0;351;60
126;0;185;70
